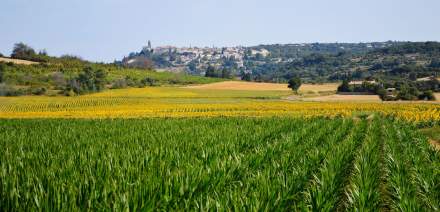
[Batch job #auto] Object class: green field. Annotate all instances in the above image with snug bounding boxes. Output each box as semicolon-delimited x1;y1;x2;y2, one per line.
0;118;438;211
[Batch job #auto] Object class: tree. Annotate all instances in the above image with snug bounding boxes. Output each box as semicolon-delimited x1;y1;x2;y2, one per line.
409;72;417;81
11;43;36;60
241;72;252;81
38;49;48;56
221;68;231;79
188;61;197;73
68;67;107;94
288;77;302;92
205;65;217;77
337;79;351;92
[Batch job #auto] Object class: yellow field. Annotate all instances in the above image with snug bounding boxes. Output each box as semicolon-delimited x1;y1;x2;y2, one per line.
0;57;39;65
298;83;339;93
305;94;382;102
185;81;339;93
0;87;439;123
185;81;290;91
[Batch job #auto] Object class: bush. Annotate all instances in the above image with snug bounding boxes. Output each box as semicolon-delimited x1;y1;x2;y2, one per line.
31;87;47;95
418;90;436;100
64;89;76;96
66;67;107;95
51;72;67;89
140;77;157;87
111;78;128;89
0;83;26;96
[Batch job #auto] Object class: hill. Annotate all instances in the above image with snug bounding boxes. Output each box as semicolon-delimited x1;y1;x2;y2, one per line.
120;41;440;83
0;46;223;97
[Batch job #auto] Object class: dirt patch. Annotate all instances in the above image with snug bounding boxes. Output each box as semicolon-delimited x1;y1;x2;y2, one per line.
304;94;382;102
0;57;39;65
184;81;291;91
435;93;440;102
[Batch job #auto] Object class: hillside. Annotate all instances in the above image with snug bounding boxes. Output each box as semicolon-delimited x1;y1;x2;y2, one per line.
121;41;440;83
0;51;222;97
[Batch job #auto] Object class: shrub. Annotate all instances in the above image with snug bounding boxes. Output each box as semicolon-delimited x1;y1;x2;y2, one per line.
111;78;128;89
51;72;67;89
31;87;47;95
418;90;435;100
65;67;107;95
0;83;26;96
140;77;157;87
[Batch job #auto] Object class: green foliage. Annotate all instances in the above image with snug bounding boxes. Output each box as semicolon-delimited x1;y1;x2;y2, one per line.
10;42;49;62
0;63;4;83
0;83;26;96
221;68;232;79
337;79;352;92
337;78;438;101
31;87;47;95
0;57;222;96
11;43;36;60
0;118;438;210
241;72;252;81
287;77;302;91
65;67;106;94
140;77;157;87
242;42;440;83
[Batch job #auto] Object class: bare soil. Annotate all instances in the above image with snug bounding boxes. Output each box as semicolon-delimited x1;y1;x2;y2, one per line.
0;57;39;65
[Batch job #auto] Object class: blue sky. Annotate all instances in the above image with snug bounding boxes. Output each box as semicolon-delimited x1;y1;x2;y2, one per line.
1;0;439;62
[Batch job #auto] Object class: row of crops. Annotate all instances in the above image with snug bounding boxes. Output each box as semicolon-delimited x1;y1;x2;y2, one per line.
0;96;439;124
0;118;438;210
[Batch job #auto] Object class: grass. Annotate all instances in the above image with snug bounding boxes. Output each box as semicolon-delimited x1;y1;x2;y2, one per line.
0;117;438;210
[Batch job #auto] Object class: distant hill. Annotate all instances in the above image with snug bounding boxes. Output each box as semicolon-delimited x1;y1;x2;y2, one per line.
120;41;440;82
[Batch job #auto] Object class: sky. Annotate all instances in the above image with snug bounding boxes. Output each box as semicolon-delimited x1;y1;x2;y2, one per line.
1;0;439;62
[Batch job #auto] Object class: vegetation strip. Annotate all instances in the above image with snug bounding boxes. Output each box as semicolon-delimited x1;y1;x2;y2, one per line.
342;119;383;210
0;118;438;210
300;119;367;210
384;121;440;211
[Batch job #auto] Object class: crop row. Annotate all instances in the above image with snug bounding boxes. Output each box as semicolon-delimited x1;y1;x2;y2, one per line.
0;97;439;124
0;118;438;210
